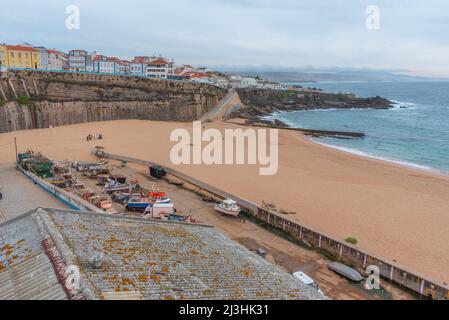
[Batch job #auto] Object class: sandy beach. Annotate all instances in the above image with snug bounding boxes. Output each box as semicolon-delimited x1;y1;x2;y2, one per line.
1;119;449;285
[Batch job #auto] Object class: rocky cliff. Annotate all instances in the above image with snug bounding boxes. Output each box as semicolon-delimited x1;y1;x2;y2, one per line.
0;70;226;133
233;88;393;121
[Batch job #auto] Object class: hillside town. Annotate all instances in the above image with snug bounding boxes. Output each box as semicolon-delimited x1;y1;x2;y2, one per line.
0;43;285;90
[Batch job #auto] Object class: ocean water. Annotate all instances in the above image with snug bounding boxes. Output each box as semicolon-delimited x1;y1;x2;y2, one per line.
269;81;449;173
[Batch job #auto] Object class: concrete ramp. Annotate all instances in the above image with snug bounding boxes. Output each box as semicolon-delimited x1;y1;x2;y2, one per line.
199;90;244;122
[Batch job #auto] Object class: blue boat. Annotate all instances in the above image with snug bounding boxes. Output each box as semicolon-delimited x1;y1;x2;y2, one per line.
126;197;151;211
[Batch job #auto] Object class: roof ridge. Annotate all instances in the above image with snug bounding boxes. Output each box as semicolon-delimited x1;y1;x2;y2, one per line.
47;207;215;228
36;208;98;299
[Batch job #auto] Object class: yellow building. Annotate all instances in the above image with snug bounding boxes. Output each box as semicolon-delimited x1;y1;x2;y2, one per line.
0;45;6;69
5;45;41;69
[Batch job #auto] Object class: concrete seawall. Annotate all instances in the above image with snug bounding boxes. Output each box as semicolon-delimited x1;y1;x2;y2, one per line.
0;70;227;133
19;167;103;213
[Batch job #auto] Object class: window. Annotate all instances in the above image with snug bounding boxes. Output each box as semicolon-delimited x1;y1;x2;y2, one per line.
11;52;14;58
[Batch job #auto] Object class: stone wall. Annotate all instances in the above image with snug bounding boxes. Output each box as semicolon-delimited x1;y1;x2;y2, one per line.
0;70;227;133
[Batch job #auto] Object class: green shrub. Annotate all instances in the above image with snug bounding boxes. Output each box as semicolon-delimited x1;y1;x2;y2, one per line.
345;237;358;245
16;95;31;106
0;98;5;107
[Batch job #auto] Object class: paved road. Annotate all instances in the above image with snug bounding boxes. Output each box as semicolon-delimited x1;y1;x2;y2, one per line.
0;165;67;223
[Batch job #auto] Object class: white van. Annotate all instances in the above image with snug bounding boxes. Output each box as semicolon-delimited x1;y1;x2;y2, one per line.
292;271;323;294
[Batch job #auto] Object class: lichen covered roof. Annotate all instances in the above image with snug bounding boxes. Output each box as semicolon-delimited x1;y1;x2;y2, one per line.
0;208;326;300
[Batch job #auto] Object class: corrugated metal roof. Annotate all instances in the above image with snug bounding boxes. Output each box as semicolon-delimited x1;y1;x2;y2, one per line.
0;213;67;300
0;208;327;300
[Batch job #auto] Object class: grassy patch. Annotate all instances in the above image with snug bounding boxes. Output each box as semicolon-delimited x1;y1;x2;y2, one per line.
16;94;31;106
0;98;5;107
345;237;358;245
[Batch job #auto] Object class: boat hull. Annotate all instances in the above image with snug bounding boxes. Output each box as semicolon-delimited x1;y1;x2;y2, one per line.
127;203;150;210
214;205;241;217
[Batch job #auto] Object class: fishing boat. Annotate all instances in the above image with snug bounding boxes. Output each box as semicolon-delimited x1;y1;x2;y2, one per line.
104;179;134;193
149;191;172;204
214;198;241;217
126;196;151;211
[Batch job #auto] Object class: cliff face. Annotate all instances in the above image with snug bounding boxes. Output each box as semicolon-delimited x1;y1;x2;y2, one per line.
0;70;226;133
234;88;392;120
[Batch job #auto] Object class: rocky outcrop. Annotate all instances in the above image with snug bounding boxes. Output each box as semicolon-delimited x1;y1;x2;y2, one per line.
0;70;227;133
233;88;393;120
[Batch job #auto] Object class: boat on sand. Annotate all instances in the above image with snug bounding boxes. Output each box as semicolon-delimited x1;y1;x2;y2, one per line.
328;262;364;282
214;198;241;217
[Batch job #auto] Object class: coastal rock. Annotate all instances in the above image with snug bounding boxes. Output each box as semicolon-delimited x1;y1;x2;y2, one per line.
0;70;227;133
231;88;393;121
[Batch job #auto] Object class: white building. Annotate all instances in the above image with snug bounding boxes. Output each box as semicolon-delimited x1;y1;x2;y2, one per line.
108;57;129;74
118;61;130;74
145;57;174;79
210;77;230;88
130;63;144;76
130;56;151;76
47;50;67;71
240;77;259;88
231;76;259;88
92;55;116;74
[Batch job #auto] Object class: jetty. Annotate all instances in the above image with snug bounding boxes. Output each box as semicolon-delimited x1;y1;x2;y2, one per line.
237;122;366;139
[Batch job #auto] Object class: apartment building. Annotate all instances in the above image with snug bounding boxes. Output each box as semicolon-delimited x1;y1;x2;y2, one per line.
130;56;151;76
47;50;67;71
0;44;5;69
145;57;174;79
5;45;41;69
68;49;88;72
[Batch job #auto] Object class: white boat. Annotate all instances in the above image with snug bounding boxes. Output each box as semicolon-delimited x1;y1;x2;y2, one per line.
104;179;134;193
292;271;324;294
214;198;241;217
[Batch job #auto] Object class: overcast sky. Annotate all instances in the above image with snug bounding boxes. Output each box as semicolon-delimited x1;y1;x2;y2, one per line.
1;0;449;77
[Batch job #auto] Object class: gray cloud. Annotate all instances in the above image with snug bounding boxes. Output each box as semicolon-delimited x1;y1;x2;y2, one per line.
1;0;449;76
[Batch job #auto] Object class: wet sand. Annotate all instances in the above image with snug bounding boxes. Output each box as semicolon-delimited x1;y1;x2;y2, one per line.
1;119;449;285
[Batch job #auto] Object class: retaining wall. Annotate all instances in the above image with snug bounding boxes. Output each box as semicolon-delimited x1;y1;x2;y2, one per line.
19;167;103;213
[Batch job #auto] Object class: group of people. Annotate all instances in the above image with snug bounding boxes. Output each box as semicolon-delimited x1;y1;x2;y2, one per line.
86;133;103;142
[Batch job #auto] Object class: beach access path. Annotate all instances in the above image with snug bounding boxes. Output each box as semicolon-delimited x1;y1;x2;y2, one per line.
199;90;243;122
0;165;67;223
